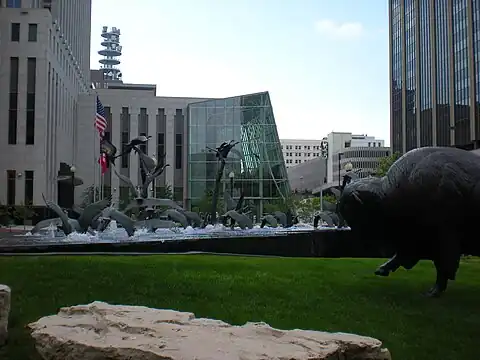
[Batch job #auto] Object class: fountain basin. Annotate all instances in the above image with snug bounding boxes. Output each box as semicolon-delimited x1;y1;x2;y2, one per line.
0;228;392;258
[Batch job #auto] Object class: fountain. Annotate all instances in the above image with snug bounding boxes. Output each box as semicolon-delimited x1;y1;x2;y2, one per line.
1;138;358;256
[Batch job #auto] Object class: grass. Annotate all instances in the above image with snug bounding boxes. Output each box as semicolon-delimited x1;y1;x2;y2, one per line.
0;255;479;360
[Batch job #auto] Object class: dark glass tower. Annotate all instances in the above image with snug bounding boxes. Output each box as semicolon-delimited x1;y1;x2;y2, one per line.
389;0;480;153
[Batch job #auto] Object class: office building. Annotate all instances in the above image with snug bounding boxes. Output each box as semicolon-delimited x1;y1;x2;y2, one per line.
187;92;290;217
389;0;480;154
325;132;387;185
0;1;92;208
287;132;389;195
90;87;210;207
0;15;290;216
280;139;324;168
93;90;289;216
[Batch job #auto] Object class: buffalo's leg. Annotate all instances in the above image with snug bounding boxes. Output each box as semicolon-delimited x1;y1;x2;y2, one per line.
426;263;449;297
375;254;401;276
426;241;461;297
375;253;420;276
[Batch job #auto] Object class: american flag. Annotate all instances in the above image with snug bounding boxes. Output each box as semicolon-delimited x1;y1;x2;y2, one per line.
95;96;107;137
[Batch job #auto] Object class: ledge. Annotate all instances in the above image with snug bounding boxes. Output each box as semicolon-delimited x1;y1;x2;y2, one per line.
0;230;394;258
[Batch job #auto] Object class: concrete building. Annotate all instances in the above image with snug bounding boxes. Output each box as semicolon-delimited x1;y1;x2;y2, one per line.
90;87;210;207
280;139;323;167
389;0;480;153
0;12;290;216
0;1;92;208
325;132;386;184
92;89;289;216
284;132;388;195
287;156;327;193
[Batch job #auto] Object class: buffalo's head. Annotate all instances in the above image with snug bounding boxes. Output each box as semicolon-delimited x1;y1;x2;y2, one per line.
338;177;386;240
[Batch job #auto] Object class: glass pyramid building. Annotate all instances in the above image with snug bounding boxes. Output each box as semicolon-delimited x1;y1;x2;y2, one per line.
186;91;291;218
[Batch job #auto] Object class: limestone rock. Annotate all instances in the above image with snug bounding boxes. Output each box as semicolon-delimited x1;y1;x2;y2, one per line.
0;284;11;346
28;301;391;360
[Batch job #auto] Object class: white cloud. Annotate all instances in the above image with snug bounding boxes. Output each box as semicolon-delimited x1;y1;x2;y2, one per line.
314;19;365;40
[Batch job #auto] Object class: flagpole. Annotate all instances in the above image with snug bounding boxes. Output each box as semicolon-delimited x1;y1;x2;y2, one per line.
94;124;98;201
95;93;109;201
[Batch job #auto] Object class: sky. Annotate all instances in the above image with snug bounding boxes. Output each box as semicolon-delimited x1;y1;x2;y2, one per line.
90;0;390;144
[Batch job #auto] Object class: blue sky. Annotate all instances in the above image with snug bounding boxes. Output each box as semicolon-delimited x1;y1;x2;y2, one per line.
90;0;390;144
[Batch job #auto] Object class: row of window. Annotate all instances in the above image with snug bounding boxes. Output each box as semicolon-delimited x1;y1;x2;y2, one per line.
285;159;310;165
8;57;36;145
284;152;321;158
282;145;321;151
11;22;37;42
102;106;184;171
5;0;21;8
5;170;34;206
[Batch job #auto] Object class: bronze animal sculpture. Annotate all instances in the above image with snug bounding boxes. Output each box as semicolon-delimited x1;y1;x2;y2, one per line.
338;146;480;297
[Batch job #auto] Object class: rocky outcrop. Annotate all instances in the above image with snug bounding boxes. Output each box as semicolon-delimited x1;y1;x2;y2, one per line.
0;284;11;346
28;301;391;360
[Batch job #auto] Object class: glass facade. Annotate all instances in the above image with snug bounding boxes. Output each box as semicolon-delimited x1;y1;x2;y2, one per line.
389;0;480;152
187;92;290;218
435;0;451;146
419;0;433;146
405;0;417;151
453;0;470;145
474;0;480;138
391;0;403;154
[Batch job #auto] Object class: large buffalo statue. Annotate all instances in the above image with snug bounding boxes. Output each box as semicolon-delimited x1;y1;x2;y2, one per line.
338;146;480;297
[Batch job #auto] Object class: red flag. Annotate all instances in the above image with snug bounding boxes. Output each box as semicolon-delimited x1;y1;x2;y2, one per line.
98;153;108;175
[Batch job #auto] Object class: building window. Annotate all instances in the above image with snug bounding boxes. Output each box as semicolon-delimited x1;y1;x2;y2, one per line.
8;57;19;145
139;132;147;154
174;187;183;202
28;24;37;42
26;57;36;145
7;0;22;7
43;0;51;10
24;170;34;205
157;133;165;166
175;133;182;169
6;170;16;205
121;132;129;168
11;23;20;41
139;108;148;139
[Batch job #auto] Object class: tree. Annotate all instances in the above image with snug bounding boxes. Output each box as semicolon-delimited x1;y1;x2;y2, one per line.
263;197;295;214
0;202;11;227
375;152;401;177
78;185;100;208
292;197;321;223
322;194;336;204
14;201;37;225
192;189;224;214
155;184;173;199
119;190;137;212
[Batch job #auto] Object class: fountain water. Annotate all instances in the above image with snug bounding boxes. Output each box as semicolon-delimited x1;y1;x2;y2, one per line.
18;137;352;249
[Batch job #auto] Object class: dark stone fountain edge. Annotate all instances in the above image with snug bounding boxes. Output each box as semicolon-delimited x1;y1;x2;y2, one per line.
0;230;393;258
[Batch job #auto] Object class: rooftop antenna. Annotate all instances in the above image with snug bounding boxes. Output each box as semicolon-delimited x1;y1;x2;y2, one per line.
98;26;123;82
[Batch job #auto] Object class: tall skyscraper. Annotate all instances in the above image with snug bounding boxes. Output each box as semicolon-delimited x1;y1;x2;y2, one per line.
389;0;480;154
0;1;92;206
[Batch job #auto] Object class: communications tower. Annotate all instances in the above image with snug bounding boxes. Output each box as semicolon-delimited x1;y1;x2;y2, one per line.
98;26;122;82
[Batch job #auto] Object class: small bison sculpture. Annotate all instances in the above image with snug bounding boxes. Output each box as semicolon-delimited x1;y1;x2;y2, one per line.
338;146;480;297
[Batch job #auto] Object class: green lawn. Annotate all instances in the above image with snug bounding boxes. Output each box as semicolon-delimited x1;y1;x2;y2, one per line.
0;255;479;360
